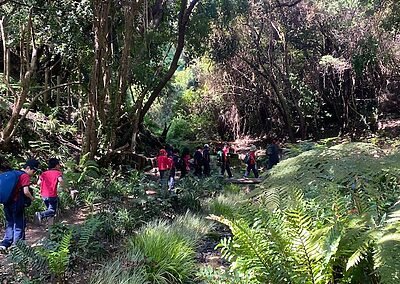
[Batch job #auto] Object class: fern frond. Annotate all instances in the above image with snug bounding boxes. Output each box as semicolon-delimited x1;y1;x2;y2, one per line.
77;216;103;251
46;231;72;277
10;241;48;273
373;202;400;284
345;229;378;271
211;214;293;283
285;208;330;284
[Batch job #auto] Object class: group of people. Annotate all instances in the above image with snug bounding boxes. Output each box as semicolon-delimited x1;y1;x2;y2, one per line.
156;139;281;188
156;144;211;192
0;158;70;251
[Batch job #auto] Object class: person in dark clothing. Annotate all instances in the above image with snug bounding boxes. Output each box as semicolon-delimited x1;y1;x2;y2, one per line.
202;144;211;176
193;146;203;177
220;143;233;178
267;138;280;169
169;149;180;191
165;144;173;158
180;147;191;179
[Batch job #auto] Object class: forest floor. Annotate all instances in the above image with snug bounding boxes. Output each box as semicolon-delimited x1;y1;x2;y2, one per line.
0;139;263;281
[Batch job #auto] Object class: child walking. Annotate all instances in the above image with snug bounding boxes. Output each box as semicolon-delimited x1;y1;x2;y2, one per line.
157;149;172;191
35;158;65;223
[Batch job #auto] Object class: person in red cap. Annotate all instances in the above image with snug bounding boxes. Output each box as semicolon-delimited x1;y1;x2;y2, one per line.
157;149;172;190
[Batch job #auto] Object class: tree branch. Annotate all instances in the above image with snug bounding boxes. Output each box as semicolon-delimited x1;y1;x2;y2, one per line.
8;82;81;138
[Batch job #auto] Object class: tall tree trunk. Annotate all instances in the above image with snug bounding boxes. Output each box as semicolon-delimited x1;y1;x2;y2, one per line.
56;75;61;108
137;0;199;126
44;67;50;104
110;0;138;150
1;10;38;145
83;0;111;158
0;17;9;96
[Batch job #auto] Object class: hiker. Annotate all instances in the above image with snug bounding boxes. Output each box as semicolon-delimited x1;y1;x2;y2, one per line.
168;149;180;192
203;144;211;176
266;137;280;169
243;144;259;178
0;159;39;251
220;143;233;178
180;147;191;179
165;144;173;158
157;149;172;189
193;146;203;177
35;158;69;223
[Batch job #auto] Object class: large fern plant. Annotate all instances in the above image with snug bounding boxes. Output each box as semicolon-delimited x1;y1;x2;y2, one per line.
210;143;400;284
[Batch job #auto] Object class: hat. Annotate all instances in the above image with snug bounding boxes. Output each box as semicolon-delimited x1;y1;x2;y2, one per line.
24;159;39;171
250;145;257;151
159;149;167;155
204;144;209;148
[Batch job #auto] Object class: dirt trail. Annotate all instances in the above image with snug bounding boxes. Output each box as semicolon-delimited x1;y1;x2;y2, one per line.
0;208;88;265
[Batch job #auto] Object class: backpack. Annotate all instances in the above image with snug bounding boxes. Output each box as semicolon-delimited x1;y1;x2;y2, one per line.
176;157;185;171
217;150;223;162
0;170;24;204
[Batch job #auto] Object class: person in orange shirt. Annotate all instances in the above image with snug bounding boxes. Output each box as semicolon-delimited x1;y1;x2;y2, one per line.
157;149;172;190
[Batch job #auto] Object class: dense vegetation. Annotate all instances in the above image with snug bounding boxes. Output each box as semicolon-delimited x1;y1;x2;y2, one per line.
0;0;399;283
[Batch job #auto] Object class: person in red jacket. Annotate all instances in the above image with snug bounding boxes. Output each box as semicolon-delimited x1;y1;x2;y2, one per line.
243;144;259;178
35;158;65;223
157;149;172;190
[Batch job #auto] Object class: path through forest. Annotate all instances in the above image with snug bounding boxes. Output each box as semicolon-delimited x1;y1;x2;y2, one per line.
0;139;263;280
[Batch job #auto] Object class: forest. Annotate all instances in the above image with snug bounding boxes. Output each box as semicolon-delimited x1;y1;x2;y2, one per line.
0;0;399;283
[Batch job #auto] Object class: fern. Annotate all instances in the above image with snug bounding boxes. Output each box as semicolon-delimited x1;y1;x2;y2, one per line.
43;231;72;280
76;216;104;259
285;208;330;284
374;201;400;283
211;214;293;283
10;241;48;273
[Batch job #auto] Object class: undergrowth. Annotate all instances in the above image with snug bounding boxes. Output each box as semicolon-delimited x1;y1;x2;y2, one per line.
205;142;400;284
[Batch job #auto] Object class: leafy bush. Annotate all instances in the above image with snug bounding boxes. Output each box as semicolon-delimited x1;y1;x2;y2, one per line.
9;232;72;283
167;116;197;142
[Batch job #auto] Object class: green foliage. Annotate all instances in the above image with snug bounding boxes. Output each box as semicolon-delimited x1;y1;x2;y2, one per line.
89;250;147;284
126;214;212;283
258;142;400;201
167;116;197;141
207;192;247;218
74;216;104;260
197;266;252;283
39;231;72;281
128;220;196;283
10;232;72;283
212;143;400;284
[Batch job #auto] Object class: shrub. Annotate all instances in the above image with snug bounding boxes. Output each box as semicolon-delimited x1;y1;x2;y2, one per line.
90;249;147;284
128;220;196;283
127;214;212;283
